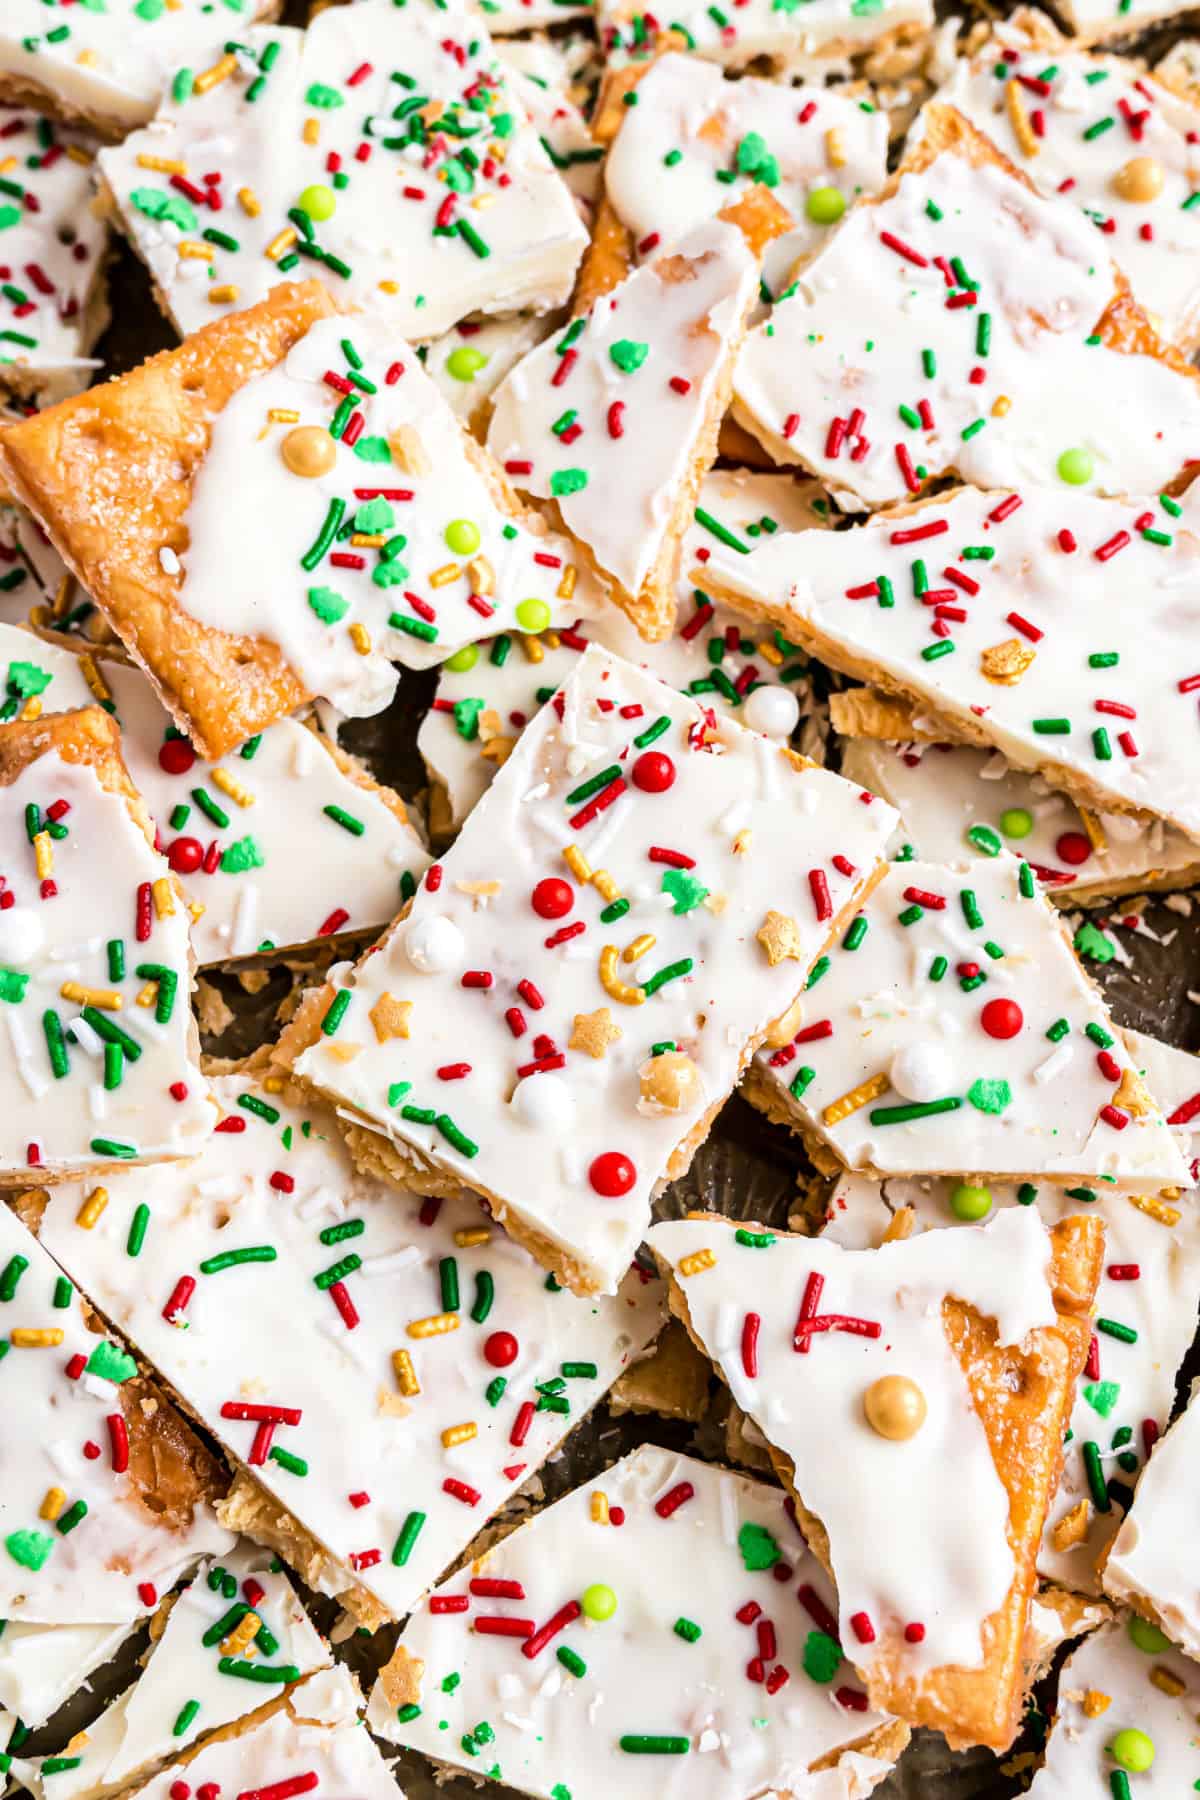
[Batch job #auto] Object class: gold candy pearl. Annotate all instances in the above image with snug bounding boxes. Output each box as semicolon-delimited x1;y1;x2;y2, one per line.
638;1050;702;1114
863;1374;927;1441
1112;157;1164;204
281;425;336;478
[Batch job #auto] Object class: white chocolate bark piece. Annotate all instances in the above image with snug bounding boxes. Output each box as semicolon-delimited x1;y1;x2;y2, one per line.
597;0;933;71
97;0;587;344
647;1207;1083;1747
747;856;1186;1185
420;316;558;437
931;18;1200;351
487;216;761;638
420;469;827;831
601;55;888;297
696;484;1200;842
0;1621;133;1736
0;0;278;138
174;308;604;721
36;1070;665;1625
0;621;90;718
837;739;1200;904
0;109;107;403
502;63;602;209
367;1444;905;1800
0;1203;232;1625
1026;1616;1199;1795
0;716;214;1183
295;644;898;1295
477;0;593;30
1105;1377;1200;1656
732;137;1200;507
116;1666;394;1800
1057;0;1200;46
19;1543;330;1800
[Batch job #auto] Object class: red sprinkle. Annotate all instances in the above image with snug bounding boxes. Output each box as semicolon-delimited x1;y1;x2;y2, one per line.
655;1480;695;1519
522;1600;582;1659
429;1595;469;1614
1108;1263;1140;1280
442;1477;482;1506
107;1412;130;1474
809;867;832;922
741;1311;760;1379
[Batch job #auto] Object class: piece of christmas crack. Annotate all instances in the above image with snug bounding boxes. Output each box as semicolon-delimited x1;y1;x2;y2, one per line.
420;316;558;440
596;0;933;73
0;108;108;406
0;706;213;1183
742;855;1186;1185
930;12;1200;353
647;1206;1104;1749
19;1542;330;1800
1103;1370;1200;1656
368;1444;909;1800
0;282;603;758
487;193;792;642
499;55;602;213
589;52;887;302
419;469;828;835
35;1065;664;1628
0;1620;137;1745
836;729;1200;906
95;0;586;344
691;483;1200;842
732;106;1200;507
0;1199;232;1625
1025;1614;1198;1794
291;644;898;1295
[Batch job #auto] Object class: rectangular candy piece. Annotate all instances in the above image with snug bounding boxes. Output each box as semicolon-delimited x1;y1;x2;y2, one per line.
487;198;786;641
293;644;897;1295
419;469;827;835
368;1444;909;1799
0;109;108;405
18;1543;330;1800
597;0;933;70
744;855;1186;1185
934;14;1200;352
647;1207;1104;1750
96;0;587;343
0;706;214;1183
0;1200;231;1625
0;3;280;139
36;1066;664;1628
0;283;600;758
693;483;1200;841
731;106;1200;507
836;728;1200;906
591;53;887;302
817;1026;1200;1597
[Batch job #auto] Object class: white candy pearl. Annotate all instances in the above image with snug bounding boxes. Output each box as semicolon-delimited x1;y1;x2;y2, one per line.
511;1073;575;1132
889;1041;953;1103
404;914;464;975
0;907;45;966
742;684;800;739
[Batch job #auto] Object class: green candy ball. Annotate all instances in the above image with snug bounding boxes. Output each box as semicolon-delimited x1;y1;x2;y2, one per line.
1108;1729;1155;1774
445;518;481;556
297;183;336;222
516;598;551;633
1057;447;1094;486
950;1183;992;1222
443;645;479;673
999;807;1034;839
806;186;846;225
1127;1615;1172;1654
580;1583;617;1622
446;346;488;382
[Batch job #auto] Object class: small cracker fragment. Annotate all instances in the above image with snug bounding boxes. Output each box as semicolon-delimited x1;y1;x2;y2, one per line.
1051;1497;1090;1551
980;639;1037;685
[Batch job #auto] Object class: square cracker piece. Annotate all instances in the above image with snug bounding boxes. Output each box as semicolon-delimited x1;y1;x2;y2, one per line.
647;1207;1104;1751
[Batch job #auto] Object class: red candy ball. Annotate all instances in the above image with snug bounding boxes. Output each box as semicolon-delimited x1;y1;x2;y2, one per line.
158;738;195;776
589;1150;636;1197
531;877;573;919
168;836;204;875
981;998;1023;1040
484;1330;518;1368
632;750;675;793
1055;831;1092;867
169;1783;190;1800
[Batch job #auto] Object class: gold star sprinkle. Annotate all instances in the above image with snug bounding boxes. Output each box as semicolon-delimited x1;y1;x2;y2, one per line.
569;1007;623;1059
370;993;412;1043
756;910;805;966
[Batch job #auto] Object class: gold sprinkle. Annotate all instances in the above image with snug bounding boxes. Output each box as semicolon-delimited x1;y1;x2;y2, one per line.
521;634;545;664
429;563;462;589
349;622;372;656
980;638;1036;685
209;284;240;305
757;639;784;667
562;846;591;885
678;1248;716;1278
378;280;400;295
407;1312;461;1339
193;53;237;94
53;573;73;617
543;631;561;651
1005;78;1039;158
40;1486;66;1521
66;142;94;164
467;554;495;596
392;1348;420;1396
302;118;321;146
733;827;753;855
825;126;847;168
12;1329;65;1349
263;1076;284;1094
1128;1192;1180;1227
351;533;386;549
1150;1666;1186;1697
221;1610;261;1657
268;408;300;424
77;1187;108;1229
569;1006;623;1058
441;1422;477;1449
591;870;619;904
33;832;53;881
152;877;175;919
211;768;255;808
20;696;42;722
557;565;577;601
59;982;122;1010
453;1227;491;1248
756;910;804;966
137;154;188;175
177;241;216;262
623;933;655;965
822;1071;890;1128
599;944;644;1006
265;227;298;262
992;394;1012;418
76;49;100;67
591;1490;610;1525
137;982;159;1009
238;186;262;217
1081;1688;1111;1717
80;654;111;704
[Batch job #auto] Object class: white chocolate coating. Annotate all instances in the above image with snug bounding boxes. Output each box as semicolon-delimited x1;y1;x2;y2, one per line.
36;1072;664;1623
296;645;897;1294
701;484;1200;842
368;1445;899;1800
0;1621;133;1734
596;0;933;70
732;151;1200;506
420;315;557;434
98;0;586;343
648;1208;1057;1677
750;856;1186;1183
1105;1374;1200;1656
0;1203;232;1625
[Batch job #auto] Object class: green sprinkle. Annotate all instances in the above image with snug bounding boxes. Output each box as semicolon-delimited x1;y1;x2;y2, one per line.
220;836;264;874
634;714;671;749
471;1271;494;1324
898;904;923;927
1092;727;1112;761
323;804;365;836
550;469;587;497
921;640;954;661
392;1510;426;1565
673;1617;702;1643
485;1376;507;1407
53;1276;72;1310
321;989;351;1035
5;1528;53;1570
640;957;693;998
308;586;349;624
1018;1184;1037;1205
1032;717;1071;735
966;824;1002;857
43;1009;69;1080
85;1341;136;1383
803;1630;842;1683
90;1139;137;1160
734;1229;775;1249
269;1446;308;1476
790;1065;816;1100
1018;862;1035;899
843;915;868;951
218;1659;300;1684
314;1253;361;1291
1083;115;1114;139
558;1645;587;1677
126;1203;150;1258
173;1700;201;1737
870;1097;963;1125
199;1246;277;1275
566;763;622;806
1083;1439;1110;1511
238;1092;279;1123
694;506;751;554
1085;1023;1114;1049
55;1500;88;1536
619;1737;689;1755
921;348;936;378
436;1114;478;1158
1046;1018;1070;1042
1096;1317;1138;1344
397;1704;421;1724
929;954;948;982
961;888;983;930
738;1521;781;1570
